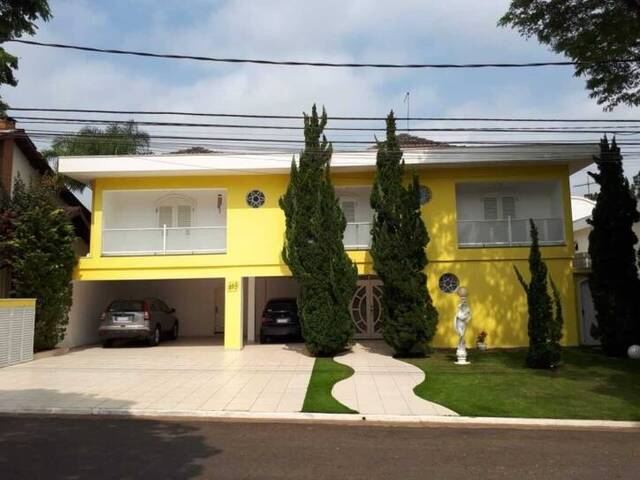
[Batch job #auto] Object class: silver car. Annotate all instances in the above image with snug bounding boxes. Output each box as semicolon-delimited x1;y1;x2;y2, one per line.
99;298;179;347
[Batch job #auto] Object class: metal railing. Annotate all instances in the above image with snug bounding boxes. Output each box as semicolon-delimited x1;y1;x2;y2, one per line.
457;217;564;247
102;225;227;256
344;222;372;250
573;252;592;271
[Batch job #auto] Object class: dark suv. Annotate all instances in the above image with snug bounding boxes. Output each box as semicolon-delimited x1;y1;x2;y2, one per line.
260;298;302;343
98;298;179;347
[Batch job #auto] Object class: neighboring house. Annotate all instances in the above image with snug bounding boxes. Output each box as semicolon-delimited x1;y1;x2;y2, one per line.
0;118;91;297
58;144;597;349
571;194;640;345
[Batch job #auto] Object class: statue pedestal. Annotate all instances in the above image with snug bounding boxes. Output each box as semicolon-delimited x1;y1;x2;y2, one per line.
455;345;470;365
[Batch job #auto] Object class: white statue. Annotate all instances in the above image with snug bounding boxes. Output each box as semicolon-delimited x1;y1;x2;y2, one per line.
454;286;471;365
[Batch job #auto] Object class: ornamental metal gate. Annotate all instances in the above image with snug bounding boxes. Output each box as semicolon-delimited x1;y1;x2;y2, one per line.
350;279;383;339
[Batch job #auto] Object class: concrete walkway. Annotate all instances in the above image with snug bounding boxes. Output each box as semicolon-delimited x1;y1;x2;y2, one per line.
332;342;458;416
0;339;314;414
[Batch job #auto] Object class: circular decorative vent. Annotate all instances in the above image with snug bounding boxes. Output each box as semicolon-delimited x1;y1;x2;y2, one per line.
419;185;432;205
246;190;266;208
439;273;459;293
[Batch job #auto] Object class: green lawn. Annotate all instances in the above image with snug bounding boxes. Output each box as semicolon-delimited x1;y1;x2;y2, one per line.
302;357;357;414
406;347;640;421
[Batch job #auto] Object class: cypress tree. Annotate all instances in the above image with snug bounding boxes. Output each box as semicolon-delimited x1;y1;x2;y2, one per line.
370;112;438;357
514;220;562;368
280;105;357;356
587;136;640;356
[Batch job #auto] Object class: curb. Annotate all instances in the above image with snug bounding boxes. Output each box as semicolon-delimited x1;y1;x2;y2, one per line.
1;407;638;430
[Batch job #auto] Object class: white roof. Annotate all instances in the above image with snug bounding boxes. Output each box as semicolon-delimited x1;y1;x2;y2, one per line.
59;144;598;184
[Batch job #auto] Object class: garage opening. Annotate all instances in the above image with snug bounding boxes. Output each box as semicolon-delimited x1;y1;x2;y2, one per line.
63;278;225;348
243;277;299;344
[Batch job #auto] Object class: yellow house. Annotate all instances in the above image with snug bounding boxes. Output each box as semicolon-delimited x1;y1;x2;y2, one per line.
58;145;596;350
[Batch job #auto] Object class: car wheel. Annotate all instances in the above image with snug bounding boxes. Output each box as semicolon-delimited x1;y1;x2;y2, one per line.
171;322;179;340
148;326;161;347
102;339;113;348
260;334;268;344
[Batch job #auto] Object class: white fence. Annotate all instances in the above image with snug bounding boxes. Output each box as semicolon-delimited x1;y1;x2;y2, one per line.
0;299;35;368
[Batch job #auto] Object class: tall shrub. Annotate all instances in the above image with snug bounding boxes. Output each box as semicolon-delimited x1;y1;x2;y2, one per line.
3;177;77;350
588;136;640;355
280;105;357;356
370;112;438;357
514;220;562;368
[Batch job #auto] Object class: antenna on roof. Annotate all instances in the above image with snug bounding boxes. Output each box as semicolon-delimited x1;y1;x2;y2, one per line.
403;92;410;131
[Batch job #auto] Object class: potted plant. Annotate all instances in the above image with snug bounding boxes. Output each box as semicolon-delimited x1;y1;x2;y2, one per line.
476;331;488;351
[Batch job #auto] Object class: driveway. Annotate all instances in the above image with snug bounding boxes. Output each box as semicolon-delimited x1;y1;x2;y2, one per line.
0;339;314;415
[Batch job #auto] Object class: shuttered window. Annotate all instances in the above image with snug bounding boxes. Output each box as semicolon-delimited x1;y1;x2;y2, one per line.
483;198;498;220
502;196;516;219
177;205;192;228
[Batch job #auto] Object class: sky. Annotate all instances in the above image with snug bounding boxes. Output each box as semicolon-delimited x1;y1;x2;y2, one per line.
3;0;639;201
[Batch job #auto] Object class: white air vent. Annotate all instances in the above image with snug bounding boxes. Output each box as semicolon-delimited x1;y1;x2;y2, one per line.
0;301;35;368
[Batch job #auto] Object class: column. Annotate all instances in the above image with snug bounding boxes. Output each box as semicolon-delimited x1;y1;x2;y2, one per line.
247;277;256;343
224;275;243;349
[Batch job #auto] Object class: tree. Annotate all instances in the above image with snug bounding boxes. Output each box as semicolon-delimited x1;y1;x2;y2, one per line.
0;1;51;112
499;1;640;110
514;220;563;368
1;175;77;351
280;105;357;356
43;121;150;192
587;136;640;355
370;112;438;357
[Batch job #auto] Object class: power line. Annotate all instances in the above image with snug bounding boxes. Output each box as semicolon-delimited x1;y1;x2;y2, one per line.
8;39;640;69
24;130;640;146
7;107;640;123
12;116;640;134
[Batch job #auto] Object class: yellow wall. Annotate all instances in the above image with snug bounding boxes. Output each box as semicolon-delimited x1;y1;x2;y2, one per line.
77;164;577;349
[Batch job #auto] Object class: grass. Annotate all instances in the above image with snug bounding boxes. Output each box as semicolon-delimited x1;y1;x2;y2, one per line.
406;347;640;421
302;357;357;414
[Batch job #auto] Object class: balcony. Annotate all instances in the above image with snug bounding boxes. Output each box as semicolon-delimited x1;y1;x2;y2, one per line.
457;217;564;247
344;222;372;250
102;226;227;256
573;252;592;271
101;189;226;256
456;181;565;248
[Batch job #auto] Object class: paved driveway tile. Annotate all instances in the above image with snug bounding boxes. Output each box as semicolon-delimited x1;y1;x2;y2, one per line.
0;339;314;415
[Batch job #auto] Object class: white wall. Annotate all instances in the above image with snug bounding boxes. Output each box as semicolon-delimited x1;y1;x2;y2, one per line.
574;227;590;253
10;145;39;192
103;189;226;229
61;278;224;348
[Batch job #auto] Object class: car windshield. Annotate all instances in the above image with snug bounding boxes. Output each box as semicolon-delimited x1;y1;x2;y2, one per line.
109;300;145;312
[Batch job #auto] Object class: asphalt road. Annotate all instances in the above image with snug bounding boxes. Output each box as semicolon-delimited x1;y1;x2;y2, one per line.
0;415;638;479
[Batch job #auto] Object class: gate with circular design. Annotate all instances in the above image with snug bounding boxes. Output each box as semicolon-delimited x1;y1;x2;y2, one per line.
350;279;383;339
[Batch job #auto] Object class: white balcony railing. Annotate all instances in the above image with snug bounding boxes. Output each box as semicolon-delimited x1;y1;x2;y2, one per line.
102;226;226;256
457;218;564;247
344;222;372;250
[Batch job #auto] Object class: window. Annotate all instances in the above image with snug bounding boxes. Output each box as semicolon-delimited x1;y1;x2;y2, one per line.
341;200;356;223
502;196;516;219
155;195;195;229
483;198;498;220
